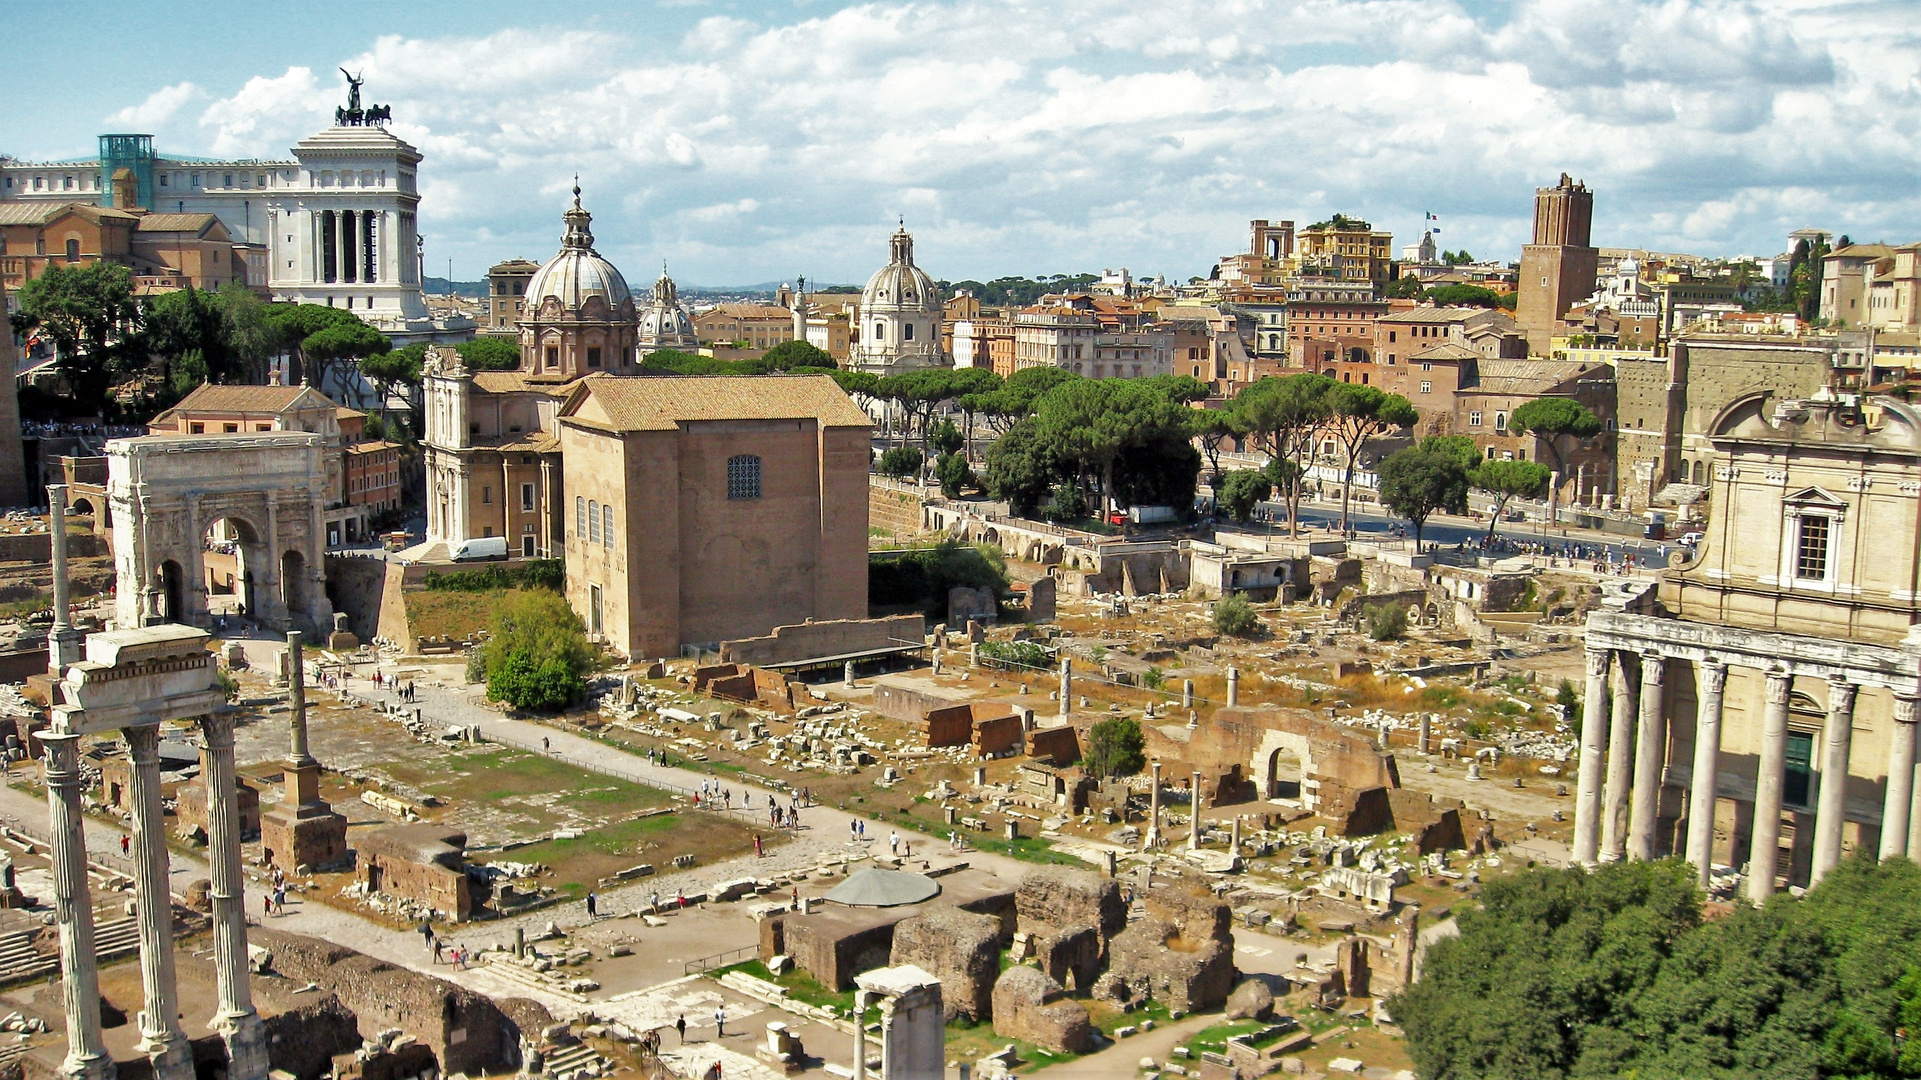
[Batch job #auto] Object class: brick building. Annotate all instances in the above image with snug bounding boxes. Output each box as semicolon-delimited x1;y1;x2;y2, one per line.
555;374;871;659
1517;174;1600;353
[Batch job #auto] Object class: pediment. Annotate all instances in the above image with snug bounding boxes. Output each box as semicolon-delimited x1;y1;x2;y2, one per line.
1782;486;1847;508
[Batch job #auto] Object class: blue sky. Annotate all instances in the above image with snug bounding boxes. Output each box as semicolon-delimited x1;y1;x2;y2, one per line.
10;0;1917;286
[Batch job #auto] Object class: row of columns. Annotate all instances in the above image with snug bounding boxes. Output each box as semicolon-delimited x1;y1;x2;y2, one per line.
1573;646;1921;904
320;209;379;284
46;715;267;1080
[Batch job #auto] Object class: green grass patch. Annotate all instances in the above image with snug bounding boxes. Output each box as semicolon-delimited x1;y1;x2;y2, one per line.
714;960;856;1015
1187;1018;1267;1055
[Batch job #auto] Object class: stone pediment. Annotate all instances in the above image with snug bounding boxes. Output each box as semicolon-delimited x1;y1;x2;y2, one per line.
1782;486;1848;508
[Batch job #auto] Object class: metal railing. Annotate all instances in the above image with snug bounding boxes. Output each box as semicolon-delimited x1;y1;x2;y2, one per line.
683;943;758;975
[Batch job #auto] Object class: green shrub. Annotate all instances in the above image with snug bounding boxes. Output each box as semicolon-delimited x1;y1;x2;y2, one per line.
1365;601;1409;641
1084;716;1146;778
1142;666;1166;691
1213;594;1260;637
423;559;563;592
1042;483;1088;522
878;446;924;477
478;591;593;711
935;452;973;498
979;640;1051;672
868;539;1009;619
1215;468;1272;523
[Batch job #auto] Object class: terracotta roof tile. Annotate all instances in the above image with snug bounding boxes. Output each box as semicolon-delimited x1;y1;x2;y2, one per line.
563;374;871;432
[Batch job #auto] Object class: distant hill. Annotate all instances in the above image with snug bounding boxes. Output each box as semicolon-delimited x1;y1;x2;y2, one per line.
420;277;863;301
424;276;487;298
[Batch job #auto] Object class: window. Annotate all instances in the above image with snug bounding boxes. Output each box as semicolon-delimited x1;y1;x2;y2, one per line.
727;454;762;500
603;509;615;549
65;238;80;262
1420;381;1432;394
588;584;603;636
1794;514;1831;581
1468;411;1482;427
520;483;535;511
1784;730;1816;808
588;501;601;544
223;423;239;433
1421;362;1432;372
587;346;602;369
1494;412;1508;433
481;486;492;505
545;345;559;369
189;422;205;434
904;322;915;342
874;322;885;341
576;496;585;537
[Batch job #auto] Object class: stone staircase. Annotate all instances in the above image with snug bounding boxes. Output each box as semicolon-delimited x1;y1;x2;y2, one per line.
539;1040;608;1079
0;927;53;984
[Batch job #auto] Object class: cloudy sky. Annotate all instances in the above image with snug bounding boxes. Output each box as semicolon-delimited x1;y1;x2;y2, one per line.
10;0;1917;286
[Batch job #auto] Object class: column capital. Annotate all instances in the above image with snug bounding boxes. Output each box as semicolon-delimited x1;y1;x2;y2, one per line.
1896;693;1920;725
124;723;161;766
1765;669;1793;705
1585;648;1612;679
1640;651;1666;683
199;713;235;751
1699;659;1728;695
1829;679;1859;715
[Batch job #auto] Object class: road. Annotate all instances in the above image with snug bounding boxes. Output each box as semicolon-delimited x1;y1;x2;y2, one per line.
1243;499;1679;563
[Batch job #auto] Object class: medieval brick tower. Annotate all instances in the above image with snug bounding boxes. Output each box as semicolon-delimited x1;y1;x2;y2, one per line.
1517;174;1599;354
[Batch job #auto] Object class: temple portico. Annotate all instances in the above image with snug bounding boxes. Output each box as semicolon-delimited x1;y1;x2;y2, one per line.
1576;610;1921;902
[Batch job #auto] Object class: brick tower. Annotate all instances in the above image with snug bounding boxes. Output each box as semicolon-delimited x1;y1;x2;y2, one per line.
1517;174;1599;354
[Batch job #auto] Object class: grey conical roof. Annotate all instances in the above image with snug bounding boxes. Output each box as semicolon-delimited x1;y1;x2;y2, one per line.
823;868;940;908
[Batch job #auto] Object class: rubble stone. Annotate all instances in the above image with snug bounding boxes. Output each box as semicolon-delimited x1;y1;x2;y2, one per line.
888;908;1001;1022
1224;980;1274;1022
991;966;1092;1054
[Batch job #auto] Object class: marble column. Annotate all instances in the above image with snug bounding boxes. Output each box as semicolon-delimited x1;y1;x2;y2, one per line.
1144;761;1162;849
43;733;113;1080
1881;694;1917;861
47;484;81;672
1188;772;1203;851
1601;651;1640;862
851;990;868;1080
1684;661;1728;885
1628;652;1668;861
1810;679;1858;885
1748;670;1793;904
1057;657;1070;720
1571;647;1612;865
199;714;269;1080
125;726;192;1080
1227;667;1240;708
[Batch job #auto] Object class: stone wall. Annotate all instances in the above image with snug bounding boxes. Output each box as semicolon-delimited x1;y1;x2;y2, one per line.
868;482;928;539
992;966;1092;1054
872;679;960;725
175;776;261;840
720;614;925;668
1174;705;1400;831
888;908;1001;1022
1104;887;1236;1014
759;907;903;990
1028;725;1080;766
356;825;473;922
262;992;363;1080
253;927;544;1076
973;713;1024;756
1014;868;1126;945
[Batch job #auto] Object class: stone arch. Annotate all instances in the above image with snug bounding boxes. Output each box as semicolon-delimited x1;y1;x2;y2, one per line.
159;560;186;624
1253;727;1316;807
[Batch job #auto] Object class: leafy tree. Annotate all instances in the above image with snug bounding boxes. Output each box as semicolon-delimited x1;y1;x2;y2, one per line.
1423;284;1504;308
1111;436;1200;515
877;446;923;478
942;366;1003;447
1508;397;1603;493
143;286;238;390
300;319;390;399
1323;383;1417;532
1378;444;1469;547
1082;716;1146;778
214;284;279;384
641;348;732;375
759;339;837;371
14;261;142;416
1212;594;1261;637
1033;376;1191;516
477;590;592;711
868;538;1007;618
935;451;973;498
1364;601;1408;641
982;418;1056;518
361;345;425;431
456;335;521;371
1385;275;1424;299
966;366;1074;434
1042;482;1088;523
928;419;965;458
1190;407;1248;492
1139;372;1210;404
1233;373;1332;536
829;369;881;411
1215;468;1272;523
1443;249;1476;265
1469;458;1553;544
1420;434;1482;470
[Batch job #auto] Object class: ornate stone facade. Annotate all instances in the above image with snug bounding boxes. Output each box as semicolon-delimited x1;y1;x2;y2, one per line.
518;187;638;378
851;227;946;374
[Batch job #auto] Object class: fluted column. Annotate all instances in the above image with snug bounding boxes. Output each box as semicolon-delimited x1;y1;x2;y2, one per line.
1882;693;1917;861
125;726;192;1080
1057;658;1070;720
47;484;81;673
1572;648;1611;865
1188;771;1203;851
1810;679;1858;885
1748;670;1793;903
851;989;868;1080
1144;761;1162;849
1601;652;1640;861
43;733;113;1080
199;714;268;1080
1684;661;1728;884
1627;653;1668;861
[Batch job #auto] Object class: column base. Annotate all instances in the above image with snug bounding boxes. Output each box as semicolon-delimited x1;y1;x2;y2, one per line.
56;1050;115;1080
140;1024;194;1080
215;1009;270;1080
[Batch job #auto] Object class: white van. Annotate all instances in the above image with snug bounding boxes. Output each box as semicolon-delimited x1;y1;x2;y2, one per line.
450;536;509;562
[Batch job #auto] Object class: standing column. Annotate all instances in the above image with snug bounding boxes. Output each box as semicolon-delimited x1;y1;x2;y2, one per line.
1188;772;1203;851
1810;679;1858;885
46;484;81;672
198;714;269;1080
1057;657;1070;720
1627;652;1667;861
851;990;868;1080
1601;652;1640;862
1881;693;1918;861
1144;761;1162;849
1572;648;1612;865
43;733;112;1080
1684;661;1728;884
125;726;192;1080
1748;670;1793;903
1227;667;1240;707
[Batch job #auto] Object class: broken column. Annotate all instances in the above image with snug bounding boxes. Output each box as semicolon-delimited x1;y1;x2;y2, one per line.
1188;771;1203;850
1182;679;1194;710
1144;760;1162;849
844;661;855;689
1419;714;1432;755
200;713;270;1080
1058;657;1071;720
1226;667;1239;707
43;732;112;1080
126;725;193;1080
46;484;81;672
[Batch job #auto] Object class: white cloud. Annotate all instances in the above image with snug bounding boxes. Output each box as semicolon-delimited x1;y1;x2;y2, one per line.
107;82;208;129
132;0;1920;283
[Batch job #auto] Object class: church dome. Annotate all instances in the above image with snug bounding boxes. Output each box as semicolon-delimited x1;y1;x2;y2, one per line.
639;264;698;347
860;227;941;315
525;185;632;314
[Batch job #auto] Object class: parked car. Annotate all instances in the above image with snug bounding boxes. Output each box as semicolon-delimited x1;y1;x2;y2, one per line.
1680;531;1703;547
450;536;509;561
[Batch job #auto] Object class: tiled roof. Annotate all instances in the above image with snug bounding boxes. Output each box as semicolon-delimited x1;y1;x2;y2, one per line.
0;202;139;227
1407;342;1483;362
471;371;577;395
134;213;221;234
701;303;793;319
168;383;330;414
563;374;871;432
1463;359;1602;396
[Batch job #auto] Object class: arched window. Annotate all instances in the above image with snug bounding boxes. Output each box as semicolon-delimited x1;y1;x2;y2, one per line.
603;508;615;549
65;238;80;262
903;322;915;342
874;322;885;341
575;496;585;538
727;455;762;500
588;500;601;544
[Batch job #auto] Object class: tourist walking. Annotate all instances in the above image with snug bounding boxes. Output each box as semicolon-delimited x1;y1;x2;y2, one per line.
676;1014;686;1044
586;891;598;919
714;1005;726;1038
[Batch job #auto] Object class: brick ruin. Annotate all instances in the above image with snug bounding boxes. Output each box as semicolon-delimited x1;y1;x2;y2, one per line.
354;825;473;922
